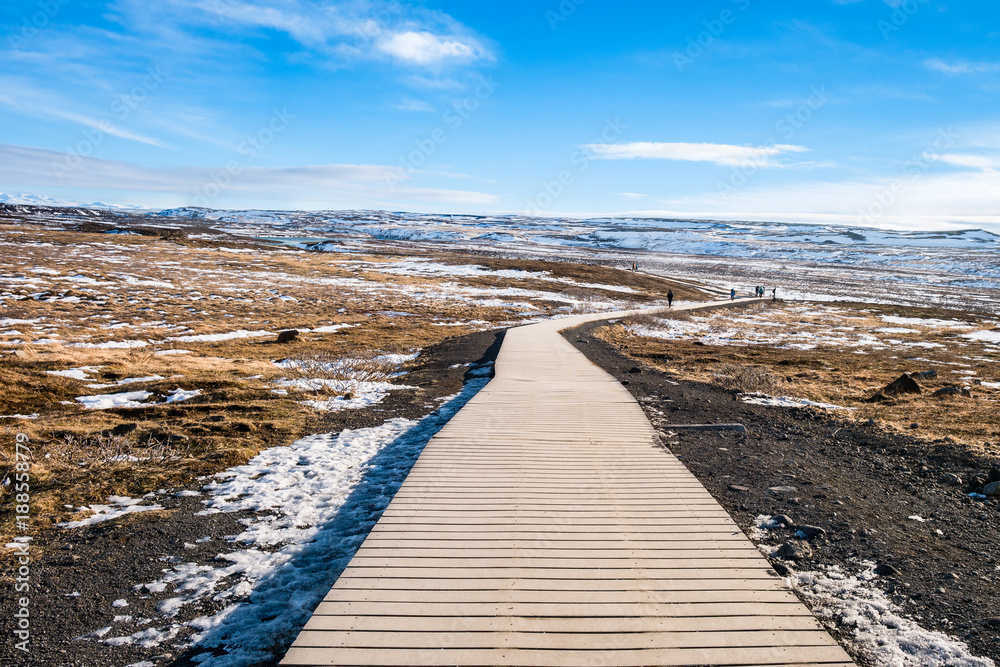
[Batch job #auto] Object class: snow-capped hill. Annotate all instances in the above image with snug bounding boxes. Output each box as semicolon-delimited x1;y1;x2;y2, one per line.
0;192;74;206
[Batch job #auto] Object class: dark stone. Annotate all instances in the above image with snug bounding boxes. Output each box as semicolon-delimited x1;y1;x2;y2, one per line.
772;561;792;576
914;370;938;379
620;380;630;386
727;485;749;492
864;392;892;404
275;329;299;343
932;386;962;397
627;366;643;374
772;514;795;527
797;524;827;539
884;373;922;396
874;563;901;577
940;473;963;486
775;540;813;561
988;468;1000;483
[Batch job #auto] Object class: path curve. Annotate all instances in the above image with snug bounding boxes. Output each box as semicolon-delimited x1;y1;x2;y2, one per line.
281;299;855;667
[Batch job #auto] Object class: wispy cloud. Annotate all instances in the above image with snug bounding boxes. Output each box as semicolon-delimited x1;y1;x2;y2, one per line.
0;144;498;205
925;152;1000;170
0;80;167;148
585;141;809;167
394;98;436;113
154;0;493;69
924;58;1000;76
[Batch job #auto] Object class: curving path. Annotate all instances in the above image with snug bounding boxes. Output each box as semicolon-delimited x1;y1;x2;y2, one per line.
280;300;855;667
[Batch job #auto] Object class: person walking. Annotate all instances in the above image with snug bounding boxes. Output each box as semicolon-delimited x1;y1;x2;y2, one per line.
730;288;736;301
667;290;674;307
772;287;777;301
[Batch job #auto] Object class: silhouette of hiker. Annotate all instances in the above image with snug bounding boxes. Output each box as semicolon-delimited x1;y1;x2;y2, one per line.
772;287;777;301
667;290;674;307
730;288;735;301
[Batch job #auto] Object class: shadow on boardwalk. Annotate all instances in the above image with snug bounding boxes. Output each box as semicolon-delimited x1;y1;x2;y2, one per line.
170;333;505;667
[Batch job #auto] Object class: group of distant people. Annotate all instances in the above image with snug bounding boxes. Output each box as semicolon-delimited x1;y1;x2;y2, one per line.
731;286;777;301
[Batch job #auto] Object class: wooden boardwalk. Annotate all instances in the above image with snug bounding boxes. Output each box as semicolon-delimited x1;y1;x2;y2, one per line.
281;302;855;667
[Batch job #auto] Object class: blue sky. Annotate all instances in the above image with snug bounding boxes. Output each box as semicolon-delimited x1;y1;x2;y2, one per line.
2;0;999;229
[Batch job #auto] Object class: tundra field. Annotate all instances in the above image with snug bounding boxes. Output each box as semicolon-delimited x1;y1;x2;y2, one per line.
1;205;999;667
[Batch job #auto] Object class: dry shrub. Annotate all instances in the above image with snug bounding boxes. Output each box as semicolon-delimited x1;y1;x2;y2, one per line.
282;350;410;397
713;362;785;394
41;433;189;485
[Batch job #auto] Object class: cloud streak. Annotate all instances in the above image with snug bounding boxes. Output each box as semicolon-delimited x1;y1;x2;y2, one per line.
584;141;809;167
0;144;498;205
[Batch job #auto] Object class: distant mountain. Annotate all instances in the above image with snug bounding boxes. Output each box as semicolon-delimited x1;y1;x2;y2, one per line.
0;192;147;210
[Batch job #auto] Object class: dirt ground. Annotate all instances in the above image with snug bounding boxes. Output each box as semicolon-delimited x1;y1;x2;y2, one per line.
567;317;1000;667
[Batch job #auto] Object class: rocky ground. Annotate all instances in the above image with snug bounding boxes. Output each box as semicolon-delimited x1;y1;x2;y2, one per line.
568;318;1000;667
0;329;503;667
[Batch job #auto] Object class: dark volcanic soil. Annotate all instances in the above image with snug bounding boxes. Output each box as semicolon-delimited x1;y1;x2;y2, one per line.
567;319;1000;667
1;329;505;667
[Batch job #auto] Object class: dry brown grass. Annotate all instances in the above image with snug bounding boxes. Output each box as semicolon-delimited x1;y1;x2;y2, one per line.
602;301;1000;459
0;222;711;543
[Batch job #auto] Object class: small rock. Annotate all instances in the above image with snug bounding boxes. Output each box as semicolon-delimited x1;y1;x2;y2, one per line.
983;618;1000;629
275;329;299;343
796;525;827;539
768;486;797;494
909;422;919;430
627;366;643;374
989;468;1000;483
620;380;630;386
772;514;795;527
884;373;922;396
983;481;1000;497
914;369;938;379
775;541;813;562
940;473;963;486
961;387;973;398
874;563;900;577
727;485;749;492
932;386;963;398
863;392;892;404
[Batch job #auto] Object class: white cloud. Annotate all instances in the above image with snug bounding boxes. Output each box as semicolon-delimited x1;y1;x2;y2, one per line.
924;58;1000;76
617;192;648;199
394;98;436;113
925;152;1000;170
377;31;485;66
585;141;809;167
0;144;498;205
0;79;167;148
